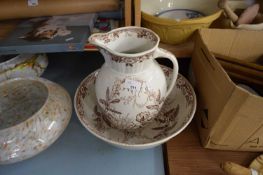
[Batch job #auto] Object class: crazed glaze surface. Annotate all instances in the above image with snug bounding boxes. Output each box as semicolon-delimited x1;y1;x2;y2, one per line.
0;77;72;164
74;65;196;150
88;27;179;130
0;54;48;82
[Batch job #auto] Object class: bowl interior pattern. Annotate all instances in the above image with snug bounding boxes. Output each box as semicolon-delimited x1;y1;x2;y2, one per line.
142;0;219;16
0;79;48;130
157;9;205;20
141;0;221;44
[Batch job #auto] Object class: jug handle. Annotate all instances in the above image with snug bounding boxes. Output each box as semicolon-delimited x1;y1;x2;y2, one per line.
154;48;179;98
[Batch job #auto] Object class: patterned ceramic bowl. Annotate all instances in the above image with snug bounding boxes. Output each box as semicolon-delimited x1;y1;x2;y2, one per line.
0;54;48;83
141;0;222;44
74;65;196;150
0;77;72;164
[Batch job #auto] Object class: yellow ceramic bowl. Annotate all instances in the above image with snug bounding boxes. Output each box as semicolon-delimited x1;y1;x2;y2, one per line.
141;0;222;44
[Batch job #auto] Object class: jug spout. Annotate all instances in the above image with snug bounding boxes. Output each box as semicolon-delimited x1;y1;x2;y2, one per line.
88;27;160;56
88;33;108;50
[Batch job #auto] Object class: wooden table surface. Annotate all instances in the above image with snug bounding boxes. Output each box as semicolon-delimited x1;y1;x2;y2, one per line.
164;121;261;175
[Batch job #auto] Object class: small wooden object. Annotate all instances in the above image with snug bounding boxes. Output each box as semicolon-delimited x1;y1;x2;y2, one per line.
237;3;260;25
218;0;263;27
221;154;263;175
218;0;239;23
221;161;254;175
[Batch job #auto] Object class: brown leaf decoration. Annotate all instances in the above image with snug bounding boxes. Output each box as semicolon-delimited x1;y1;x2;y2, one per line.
152;124;168;130
99;99;107;106
174;105;179;118
165;105;179;122
94;117;101;122
107;107;122;114
80;86;88;98
168;122;177;130
157;89;161;102
164;108;175;117
110;99;120;104
94;106;101;116
146;105;159;110
154;117;166;123
106;87;110;101
153;133;164;139
102;114;113;127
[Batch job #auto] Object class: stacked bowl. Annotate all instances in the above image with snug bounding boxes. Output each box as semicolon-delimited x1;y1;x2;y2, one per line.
141;0;222;44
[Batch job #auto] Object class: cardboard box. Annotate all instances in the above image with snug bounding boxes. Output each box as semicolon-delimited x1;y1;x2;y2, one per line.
191;29;263;151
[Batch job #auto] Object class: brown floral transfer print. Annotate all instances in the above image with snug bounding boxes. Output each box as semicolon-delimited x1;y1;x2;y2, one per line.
154;104;179;125
151;104;180;138
76;72;97;119
91;28;158;44
110;51;154;67
92;103;181;141
98;76;164;129
136;111;151;124
161;65;195;127
160;65;194;106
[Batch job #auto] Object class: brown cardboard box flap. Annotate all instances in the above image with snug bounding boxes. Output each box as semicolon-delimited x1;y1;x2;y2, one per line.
193;31;235;128
211;87;263;149
193;29;263;151
199;29;263;62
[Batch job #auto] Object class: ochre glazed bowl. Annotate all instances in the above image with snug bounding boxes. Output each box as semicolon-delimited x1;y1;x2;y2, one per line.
141;0;222;44
0;77;72;164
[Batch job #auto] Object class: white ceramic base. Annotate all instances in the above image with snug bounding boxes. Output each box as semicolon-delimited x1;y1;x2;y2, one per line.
74;65;196;150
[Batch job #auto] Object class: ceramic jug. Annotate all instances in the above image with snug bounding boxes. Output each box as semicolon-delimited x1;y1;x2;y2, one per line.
88;26;178;130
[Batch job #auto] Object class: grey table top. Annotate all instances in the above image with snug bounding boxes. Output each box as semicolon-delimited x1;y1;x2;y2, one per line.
0;52;165;175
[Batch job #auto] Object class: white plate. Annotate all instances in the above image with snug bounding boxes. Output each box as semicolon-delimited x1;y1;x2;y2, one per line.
74;65;196;150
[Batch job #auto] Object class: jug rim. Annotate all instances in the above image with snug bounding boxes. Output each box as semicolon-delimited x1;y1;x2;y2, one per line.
88;26;160;57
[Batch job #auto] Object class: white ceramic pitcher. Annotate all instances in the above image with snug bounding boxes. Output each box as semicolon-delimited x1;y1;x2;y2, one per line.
88;26;178;130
